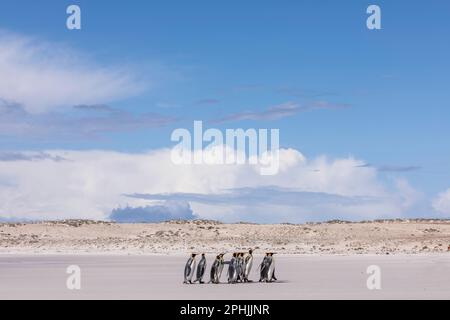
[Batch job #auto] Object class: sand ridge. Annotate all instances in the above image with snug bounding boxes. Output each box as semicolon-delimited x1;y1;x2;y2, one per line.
1;219;450;255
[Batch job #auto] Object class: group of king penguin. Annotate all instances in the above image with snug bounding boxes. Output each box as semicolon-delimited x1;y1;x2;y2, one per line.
183;250;277;284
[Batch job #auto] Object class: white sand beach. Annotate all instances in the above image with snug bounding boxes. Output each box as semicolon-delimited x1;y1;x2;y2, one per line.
0;254;449;300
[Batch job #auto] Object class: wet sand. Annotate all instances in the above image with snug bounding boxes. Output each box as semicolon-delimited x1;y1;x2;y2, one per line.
0;255;448;300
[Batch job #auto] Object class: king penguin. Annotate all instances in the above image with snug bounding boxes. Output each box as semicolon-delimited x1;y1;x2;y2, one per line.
194;253;207;284
228;253;238;284
217;253;225;281
267;253;277;282
259;253;271;282
209;253;226;284
243;249;254;282
183;253;197;284
209;255;221;284
235;253;242;282
238;253;245;282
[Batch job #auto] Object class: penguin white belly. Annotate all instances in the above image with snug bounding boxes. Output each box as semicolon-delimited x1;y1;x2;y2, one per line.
228;259;238;283
245;258;253;278
232;267;238;282
268;260;275;281
188;261;196;281
218;262;224;282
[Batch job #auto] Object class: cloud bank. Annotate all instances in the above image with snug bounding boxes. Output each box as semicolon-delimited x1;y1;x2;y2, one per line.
0;148;428;223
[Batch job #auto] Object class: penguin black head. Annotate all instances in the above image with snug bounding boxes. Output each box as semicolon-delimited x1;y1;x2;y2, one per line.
191;253;197;258
249;249;253;254
233;253;237;257
202;253;205;257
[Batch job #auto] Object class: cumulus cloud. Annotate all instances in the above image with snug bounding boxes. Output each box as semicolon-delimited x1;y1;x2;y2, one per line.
432;189;450;216
128;182;423;223
0;148;423;223
128;187;386;223
0;31;143;114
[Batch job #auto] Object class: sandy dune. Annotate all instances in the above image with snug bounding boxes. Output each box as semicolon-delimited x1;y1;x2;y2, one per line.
1;219;449;255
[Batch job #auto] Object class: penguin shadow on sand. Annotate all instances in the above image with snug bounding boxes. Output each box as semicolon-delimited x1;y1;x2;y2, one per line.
183;251;287;285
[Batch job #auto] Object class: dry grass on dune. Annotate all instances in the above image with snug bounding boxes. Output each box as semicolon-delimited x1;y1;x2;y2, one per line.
0;219;449;255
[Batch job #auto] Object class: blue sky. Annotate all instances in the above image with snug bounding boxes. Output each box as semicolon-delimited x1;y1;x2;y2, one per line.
0;1;449;222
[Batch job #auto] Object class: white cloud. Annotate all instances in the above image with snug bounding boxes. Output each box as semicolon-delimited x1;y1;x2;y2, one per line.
432;189;450;216
394;178;424;211
0;148;423;223
0;31;143;114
